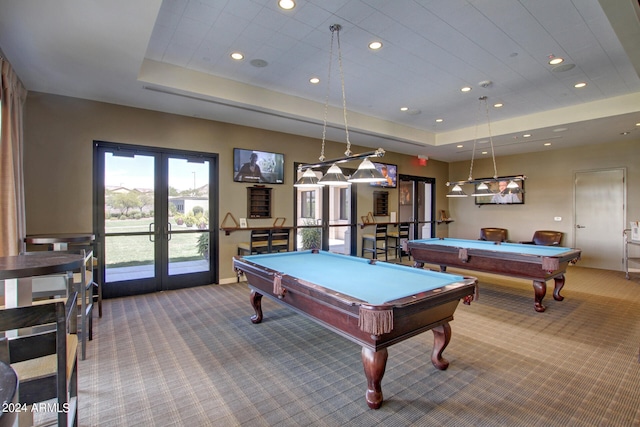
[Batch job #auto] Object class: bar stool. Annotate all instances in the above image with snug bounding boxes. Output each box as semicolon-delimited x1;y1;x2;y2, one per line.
387;222;410;262
362;224;389;260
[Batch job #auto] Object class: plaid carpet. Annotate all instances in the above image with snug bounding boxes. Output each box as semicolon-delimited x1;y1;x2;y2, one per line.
77;266;640;426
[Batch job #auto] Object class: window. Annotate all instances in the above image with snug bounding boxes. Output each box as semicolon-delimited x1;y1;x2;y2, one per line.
301;191;316;219
339;188;348;220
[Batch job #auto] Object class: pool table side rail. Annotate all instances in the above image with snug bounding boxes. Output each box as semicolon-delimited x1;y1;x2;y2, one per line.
233;256;477;352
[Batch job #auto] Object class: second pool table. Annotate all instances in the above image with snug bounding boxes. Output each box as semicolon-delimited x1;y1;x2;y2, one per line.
233;250;477;409
407;238;582;312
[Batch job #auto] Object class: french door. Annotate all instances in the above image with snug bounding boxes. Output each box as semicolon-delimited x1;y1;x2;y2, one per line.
94;142;218;298
294;164;358;255
398;175;436;239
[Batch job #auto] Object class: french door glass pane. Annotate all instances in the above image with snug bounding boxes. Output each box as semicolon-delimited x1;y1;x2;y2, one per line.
105;235;155;281
104;153;155;281
168;158;210;275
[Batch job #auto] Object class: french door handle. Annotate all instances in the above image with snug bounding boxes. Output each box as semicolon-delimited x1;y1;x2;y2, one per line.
576;224;586;229
167;223;172;241
149;222;155;242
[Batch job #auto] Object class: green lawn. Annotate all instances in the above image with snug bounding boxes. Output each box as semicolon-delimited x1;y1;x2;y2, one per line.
105;218;207;267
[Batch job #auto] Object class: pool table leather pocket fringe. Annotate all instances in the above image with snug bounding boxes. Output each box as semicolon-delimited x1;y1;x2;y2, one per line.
359;305;394;335
272;274;284;297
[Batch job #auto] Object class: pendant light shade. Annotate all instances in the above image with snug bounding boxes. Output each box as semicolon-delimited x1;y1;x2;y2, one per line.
294;168;322;187
318;163;351;186
348;158;386;183
505;180;522;194
470;182;495;197
446;184;468;197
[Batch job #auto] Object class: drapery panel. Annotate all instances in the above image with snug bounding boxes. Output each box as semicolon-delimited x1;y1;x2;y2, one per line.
0;56;27;256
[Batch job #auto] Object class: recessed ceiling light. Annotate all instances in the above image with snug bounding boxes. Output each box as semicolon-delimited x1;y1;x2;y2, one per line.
461;86;472;92
493;103;503;108
481;151;488;155
457;144;463;148
400;107;408;111
230;52;244;60
548;56;564;65
621;131;631;135
309;77;320;84
574;82;587;88
278;0;295;10
523;134;531;138
435;118;444;123
635;122;640;127
544;142;552;146
368;41;383;50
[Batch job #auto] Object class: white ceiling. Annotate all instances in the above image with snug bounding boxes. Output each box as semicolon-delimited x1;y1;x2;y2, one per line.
1;0;639;162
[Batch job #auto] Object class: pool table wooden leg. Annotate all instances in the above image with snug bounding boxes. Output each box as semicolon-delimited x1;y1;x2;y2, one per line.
361;347;388;409
249;290;263;324
431;323;451;370
553;274;565;301
532;280;547;312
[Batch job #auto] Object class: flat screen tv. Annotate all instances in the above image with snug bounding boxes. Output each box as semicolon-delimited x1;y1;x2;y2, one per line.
369;162;397;188
474;179;525;205
233;148;284;184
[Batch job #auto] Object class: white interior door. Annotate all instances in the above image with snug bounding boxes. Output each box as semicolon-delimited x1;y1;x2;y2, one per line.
574;168;625;270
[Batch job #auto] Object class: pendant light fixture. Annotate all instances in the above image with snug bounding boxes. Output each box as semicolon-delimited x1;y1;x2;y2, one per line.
294;24;386;187
446;96;525;196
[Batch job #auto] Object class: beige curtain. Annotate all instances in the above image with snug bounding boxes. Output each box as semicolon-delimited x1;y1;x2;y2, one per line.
0;55;27;256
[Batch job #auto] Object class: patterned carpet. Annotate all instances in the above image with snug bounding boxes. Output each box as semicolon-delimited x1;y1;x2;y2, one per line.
77;265;640;426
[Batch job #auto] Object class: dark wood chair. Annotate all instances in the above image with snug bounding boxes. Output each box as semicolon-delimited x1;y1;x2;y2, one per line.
362;224;389;261
480;227;508;242
387;222;411;262
270;228;291;253
521;230;563;246
24;248;94;360
237;229;271;256
0;295;79;427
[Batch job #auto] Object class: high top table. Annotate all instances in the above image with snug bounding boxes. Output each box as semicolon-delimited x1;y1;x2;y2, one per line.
0;252;84;308
25;233;95;251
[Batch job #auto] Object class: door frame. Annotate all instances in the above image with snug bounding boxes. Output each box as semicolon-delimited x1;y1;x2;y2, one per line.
398;174;436;239
93;141;219;298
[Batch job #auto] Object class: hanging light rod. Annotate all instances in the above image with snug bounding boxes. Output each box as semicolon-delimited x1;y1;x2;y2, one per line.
446;174;526;187
298;148;385;171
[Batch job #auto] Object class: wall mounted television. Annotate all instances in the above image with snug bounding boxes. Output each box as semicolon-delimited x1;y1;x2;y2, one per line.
369;162;397;188
474;179;525;205
233;148;284;184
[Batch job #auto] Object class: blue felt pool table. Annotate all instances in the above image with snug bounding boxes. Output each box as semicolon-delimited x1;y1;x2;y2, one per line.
233;250;477;409
407;238;582;312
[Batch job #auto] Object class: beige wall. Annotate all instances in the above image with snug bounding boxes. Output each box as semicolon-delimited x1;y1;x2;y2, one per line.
446;139;640;250
24;92;640;281
24;92;448;281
